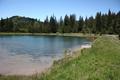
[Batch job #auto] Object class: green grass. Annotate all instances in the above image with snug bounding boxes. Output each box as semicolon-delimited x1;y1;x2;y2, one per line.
0;36;120;80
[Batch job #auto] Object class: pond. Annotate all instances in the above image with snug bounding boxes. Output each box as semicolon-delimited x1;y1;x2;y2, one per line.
0;35;91;75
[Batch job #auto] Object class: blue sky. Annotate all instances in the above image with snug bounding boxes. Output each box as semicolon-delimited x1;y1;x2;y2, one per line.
0;0;120;21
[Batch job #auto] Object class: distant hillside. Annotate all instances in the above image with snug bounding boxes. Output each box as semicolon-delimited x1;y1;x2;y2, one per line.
0;16;40;32
9;16;36;23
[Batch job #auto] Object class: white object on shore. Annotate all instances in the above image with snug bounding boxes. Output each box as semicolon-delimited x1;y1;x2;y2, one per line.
66;44;91;56
81;44;91;49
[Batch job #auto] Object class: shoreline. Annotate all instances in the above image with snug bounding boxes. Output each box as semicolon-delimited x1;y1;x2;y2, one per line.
1;32;118;41
63;44;92;60
0;32;97;37
0;33;98;42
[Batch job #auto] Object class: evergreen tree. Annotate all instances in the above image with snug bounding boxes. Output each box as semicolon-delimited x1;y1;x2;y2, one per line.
115;11;120;37
64;15;70;33
0;18;5;32
43;16;50;33
70;14;77;32
78;16;84;32
95;12;102;34
87;16;94;34
49;15;58;33
107;10;113;34
101;14;107;34
82;17;88;34
58;16;64;33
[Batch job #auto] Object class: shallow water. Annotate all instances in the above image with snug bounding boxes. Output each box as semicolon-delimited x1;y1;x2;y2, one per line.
0;35;91;75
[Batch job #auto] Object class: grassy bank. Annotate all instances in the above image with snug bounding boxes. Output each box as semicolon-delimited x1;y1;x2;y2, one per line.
0;36;120;80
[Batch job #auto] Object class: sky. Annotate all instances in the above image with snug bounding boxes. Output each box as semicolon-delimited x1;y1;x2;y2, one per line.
0;0;120;21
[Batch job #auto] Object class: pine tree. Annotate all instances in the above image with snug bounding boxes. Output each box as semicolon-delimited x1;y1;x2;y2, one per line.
58;16;64;33
70;14;77;32
78;16;84;32
64;15;70;33
49;15;58;33
0;18;4;32
87;16;94;34
43;16;50;33
95;12;102;34
82;17;88;34
115;11;120;39
107;9;113;34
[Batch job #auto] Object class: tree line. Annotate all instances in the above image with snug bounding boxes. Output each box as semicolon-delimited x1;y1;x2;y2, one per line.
0;10;120;35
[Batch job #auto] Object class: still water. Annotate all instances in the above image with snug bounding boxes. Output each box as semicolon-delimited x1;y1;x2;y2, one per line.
0;35;91;75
